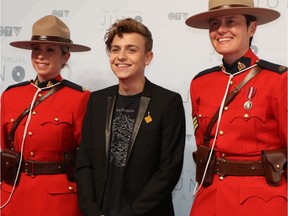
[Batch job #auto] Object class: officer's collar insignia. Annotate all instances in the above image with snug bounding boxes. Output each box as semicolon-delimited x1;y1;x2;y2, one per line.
279;66;287;72
222;57;251;74
34;77;61;88
237;61;246;71
47;81;53;87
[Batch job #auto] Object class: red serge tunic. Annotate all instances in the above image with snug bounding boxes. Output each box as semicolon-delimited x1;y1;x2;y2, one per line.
190;50;287;216
1;76;90;216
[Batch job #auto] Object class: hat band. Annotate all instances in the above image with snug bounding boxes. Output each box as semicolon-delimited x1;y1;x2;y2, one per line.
210;4;249;10
31;35;73;44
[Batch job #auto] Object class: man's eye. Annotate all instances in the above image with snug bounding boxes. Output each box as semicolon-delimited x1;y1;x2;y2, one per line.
111;48;119;53
128;48;136;53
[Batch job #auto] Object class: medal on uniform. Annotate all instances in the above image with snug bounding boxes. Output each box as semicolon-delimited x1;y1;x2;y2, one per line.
244;87;256;110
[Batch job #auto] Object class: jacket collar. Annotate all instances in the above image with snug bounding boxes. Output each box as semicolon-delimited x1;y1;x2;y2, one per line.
109;77;153;97
34;75;62;88
221;49;259;74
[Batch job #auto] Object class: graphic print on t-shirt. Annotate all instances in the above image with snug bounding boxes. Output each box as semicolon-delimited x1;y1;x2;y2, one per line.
110;108;135;167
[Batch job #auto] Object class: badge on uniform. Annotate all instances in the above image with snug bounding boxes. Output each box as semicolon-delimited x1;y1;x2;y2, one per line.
145;112;152;123
244;87;257;110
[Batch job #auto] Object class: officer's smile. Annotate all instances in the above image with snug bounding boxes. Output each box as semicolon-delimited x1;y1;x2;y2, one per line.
217;37;232;42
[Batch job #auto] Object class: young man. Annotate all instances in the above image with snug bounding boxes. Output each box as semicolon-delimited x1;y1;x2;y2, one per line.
185;0;287;215
75;18;186;216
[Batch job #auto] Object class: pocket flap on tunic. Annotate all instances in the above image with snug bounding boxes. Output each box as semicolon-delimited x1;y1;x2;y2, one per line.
48;179;77;195
240;181;287;204
40;113;73;125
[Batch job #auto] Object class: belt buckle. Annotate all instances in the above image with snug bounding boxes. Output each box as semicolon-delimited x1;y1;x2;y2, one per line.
25;160;35;176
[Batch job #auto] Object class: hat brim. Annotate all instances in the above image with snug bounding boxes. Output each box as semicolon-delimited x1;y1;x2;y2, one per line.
10;40;91;52
185;7;280;29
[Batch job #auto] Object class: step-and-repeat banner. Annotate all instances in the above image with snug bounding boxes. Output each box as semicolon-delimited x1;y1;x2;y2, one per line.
1;0;287;215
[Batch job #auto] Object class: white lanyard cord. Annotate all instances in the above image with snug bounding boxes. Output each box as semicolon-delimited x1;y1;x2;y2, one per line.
193;64;257;196
193;74;233;196
1;87;41;209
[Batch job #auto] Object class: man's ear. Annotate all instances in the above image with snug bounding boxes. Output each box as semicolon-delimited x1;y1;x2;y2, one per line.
145;51;153;65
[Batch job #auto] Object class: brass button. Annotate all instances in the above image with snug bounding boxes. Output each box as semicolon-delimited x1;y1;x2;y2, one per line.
38;93;42;97
32;111;37;115
219;130;224;135
230;81;234;85
244;113;249;118
11;118;15;123
224;107;229;111
30;152;35;157
54;118;59;122
68;186;74;191
198;114;202;118
276;164;280;169
219;176;224;180
221;153;226;158
28;132;33;136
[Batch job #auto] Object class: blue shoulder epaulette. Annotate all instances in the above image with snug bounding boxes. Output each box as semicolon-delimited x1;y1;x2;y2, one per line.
193;65;222;80
257;59;287;74
5;80;32;92
61;79;87;92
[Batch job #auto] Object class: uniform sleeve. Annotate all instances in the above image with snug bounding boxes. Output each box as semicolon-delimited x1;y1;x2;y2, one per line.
190;78;203;146
275;71;287;147
0;91;11;150
72;90;90;145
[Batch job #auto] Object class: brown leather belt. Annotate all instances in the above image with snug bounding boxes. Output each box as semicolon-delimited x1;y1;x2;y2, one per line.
214;159;265;177
21;160;66;176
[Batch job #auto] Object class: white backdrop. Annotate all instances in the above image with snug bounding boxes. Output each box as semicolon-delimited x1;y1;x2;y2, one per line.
1;0;287;215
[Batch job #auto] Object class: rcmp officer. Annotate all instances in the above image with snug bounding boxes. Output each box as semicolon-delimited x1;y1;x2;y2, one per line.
1;15;91;216
186;0;287;216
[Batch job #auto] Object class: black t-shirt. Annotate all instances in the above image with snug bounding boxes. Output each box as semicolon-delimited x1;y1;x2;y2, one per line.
102;93;141;216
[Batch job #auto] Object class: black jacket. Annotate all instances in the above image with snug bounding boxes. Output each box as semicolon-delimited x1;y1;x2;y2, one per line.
75;78;186;216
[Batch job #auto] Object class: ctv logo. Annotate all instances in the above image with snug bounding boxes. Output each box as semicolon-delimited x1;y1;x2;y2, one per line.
0;26;21;37
168;13;189;20
52;10;70;17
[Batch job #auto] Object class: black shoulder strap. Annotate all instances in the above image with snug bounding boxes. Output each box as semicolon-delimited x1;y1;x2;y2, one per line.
8;84;64;149
203;66;262;145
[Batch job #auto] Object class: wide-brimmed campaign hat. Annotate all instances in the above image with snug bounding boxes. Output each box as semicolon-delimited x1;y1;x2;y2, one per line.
185;0;280;29
10;15;91;52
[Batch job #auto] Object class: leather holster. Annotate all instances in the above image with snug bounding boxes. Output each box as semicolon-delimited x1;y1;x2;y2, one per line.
1;149;21;185
63;149;78;182
262;148;287;186
193;145;215;187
